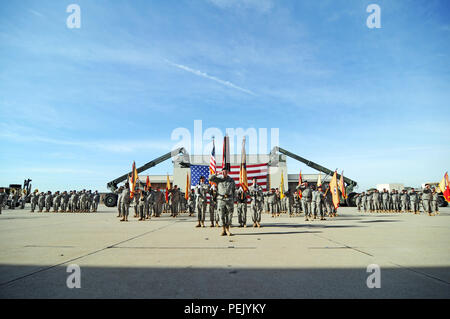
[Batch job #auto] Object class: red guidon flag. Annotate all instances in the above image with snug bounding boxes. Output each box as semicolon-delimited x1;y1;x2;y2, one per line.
146;176;151;189
185;173;190;200
339;170;347;199
239;137;248;192
130;161;138;199
439;172;450;203
297;170;303;198
329;170;340;209
221;135;231;172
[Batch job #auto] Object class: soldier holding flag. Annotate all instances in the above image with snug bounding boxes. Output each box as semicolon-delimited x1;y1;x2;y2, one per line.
209;135;236;236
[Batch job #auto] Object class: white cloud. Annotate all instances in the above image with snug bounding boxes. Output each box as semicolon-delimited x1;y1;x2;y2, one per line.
28;9;44;18
207;0;274;13
0;130;171;153
165;60;256;96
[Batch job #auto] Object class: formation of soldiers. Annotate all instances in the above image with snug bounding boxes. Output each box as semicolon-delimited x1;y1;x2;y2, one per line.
114;172;341;237
114;183;188;222
28;189;101;213
354;184;440;216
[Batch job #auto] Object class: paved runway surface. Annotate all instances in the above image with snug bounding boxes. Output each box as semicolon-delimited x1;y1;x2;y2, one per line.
0;205;449;298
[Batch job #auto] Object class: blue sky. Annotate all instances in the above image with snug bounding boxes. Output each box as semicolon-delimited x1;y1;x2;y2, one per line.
0;0;449;192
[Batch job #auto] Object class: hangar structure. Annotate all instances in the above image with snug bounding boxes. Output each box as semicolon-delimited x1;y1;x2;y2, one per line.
104;147;358;207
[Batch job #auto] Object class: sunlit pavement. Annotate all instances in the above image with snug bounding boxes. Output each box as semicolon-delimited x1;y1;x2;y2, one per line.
0;205;449;298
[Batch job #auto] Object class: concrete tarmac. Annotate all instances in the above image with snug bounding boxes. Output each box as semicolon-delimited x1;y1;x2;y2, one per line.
0;205;449;298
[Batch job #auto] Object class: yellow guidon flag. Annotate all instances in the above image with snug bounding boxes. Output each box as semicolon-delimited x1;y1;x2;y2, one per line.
185;173;190;201
130;161;138;199
317;173;322;187
165;174;171;203
239;137;248;192
280;171;285;200
339;170;347;199
329;170;340;209
297;170;302;198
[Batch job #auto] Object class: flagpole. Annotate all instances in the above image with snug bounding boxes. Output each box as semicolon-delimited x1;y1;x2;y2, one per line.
323;169;337;195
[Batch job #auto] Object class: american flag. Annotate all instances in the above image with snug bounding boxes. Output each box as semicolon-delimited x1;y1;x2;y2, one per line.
190;164;212;204
190;165;211;187
209;139;216;179
190;163;269;191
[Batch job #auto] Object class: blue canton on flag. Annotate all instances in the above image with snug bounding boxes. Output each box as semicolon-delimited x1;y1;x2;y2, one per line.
190;165;210;187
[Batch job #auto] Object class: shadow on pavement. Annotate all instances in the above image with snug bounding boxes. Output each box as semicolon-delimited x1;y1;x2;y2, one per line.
0;264;448;299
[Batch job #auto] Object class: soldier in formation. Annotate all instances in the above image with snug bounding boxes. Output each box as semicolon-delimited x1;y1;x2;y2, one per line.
195;176;209;228
431;187;440;215
209;184;219;227
30;189;39;212
356;186;439;216
409;188;420;214
297;182;312;221
209;168;236;236
421;184;433;216
187;189;196;216
0;188;6;214
236;186;248;228
248;178;263;227
168;185;181;218
291;190;302;216
120;183;131;222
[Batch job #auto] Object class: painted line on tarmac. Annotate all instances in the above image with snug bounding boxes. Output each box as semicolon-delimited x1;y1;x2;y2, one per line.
311;233;374;257
109;246;257;249
387;262;450;286
312;233;450;286
0;220;179;287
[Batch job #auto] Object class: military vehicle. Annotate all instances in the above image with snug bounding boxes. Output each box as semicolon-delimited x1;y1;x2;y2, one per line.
103;148;190;207
2;179;32;208
270;147;358;206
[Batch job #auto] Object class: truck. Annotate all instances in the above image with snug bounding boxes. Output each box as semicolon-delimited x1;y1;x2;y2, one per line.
2;179;32;209
270;147;358;206
103;148;190;207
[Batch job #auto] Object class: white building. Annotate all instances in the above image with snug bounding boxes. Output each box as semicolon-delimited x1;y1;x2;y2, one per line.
137;152;331;194
376;183;404;192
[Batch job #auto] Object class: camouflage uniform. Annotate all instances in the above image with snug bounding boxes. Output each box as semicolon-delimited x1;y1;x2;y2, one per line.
209;173;236;235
